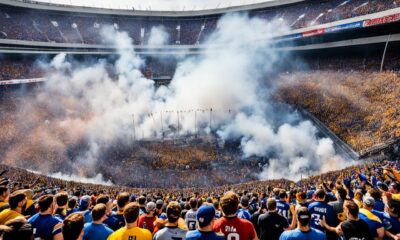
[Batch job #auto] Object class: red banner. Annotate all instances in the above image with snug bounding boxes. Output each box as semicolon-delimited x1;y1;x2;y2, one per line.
302;28;325;37
363;13;400;27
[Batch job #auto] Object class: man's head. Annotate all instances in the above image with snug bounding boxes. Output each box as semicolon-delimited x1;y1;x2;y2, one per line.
197;205;215;228
240;196;249;209
38;195;55;213
315;189;326;201
389;182;400;194
344;200;359;219
335;186;347;201
267;198;277;211
296;207;311;227
146;202;156;216
117;192;130;210
8;192;26;212
55;192;68;208
189;198;198;210
92;203;107;223
363;197;375;210
166;201;181;224
68;197;77;210
123;202;140;224
0;186;9;201
354;189;363;201
79;195;90;211
96;195;112;214
138;196;146;206
62;212;84;240
279;190;288;200
220;191;239;216
156;199;164;212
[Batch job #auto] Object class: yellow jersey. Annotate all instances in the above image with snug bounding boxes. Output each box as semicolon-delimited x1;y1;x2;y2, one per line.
0;209;23;224
107;226;152;240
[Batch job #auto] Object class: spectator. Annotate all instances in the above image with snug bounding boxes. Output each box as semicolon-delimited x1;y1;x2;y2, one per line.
213;191;258;240
258;198;290;240
54;192;68;220
83;203;113;240
279;207;326;240
186;205;224;240
28;194;63;240
237;196;251;221
0;216;34;240
113;192;130;229
359;197;385;239
96;194;119;231
185;197;198;230
62;212;84;240
78;195;92;223
107;202;152;240
153;201;187;240
138;201;157;233
0;192;26;224
0;186;10;211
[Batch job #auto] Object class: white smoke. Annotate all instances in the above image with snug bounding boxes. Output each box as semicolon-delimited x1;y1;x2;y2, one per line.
147;26;170;46
34;13;351;182
50;172;113;186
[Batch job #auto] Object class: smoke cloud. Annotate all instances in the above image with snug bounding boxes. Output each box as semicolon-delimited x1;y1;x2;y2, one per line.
2;13;352;184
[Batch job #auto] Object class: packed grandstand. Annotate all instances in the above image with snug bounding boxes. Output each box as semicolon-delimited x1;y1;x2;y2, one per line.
0;0;400;239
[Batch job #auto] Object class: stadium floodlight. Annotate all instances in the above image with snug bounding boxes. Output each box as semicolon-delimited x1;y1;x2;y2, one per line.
71;23;77;29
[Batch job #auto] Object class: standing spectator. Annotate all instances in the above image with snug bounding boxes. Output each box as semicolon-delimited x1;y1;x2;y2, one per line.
83;203;113;240
213;191;258;240
250;200;267;238
138;202;157;233
96;194;119;231
0;216;33;240
0;192;26;224
277;190;290;221
185;197;198;230
186;205;224;240
308;189;336;239
107;202;152;240
328;186;347;222
67;197;78;217
153;201;187;240
279;207;326;240
54;192;68;220
359;197;385;239
28;194;63;240
79;195;92;223
62;212;84;240
237;196;251;221
113;192;130;229
258;198;289;240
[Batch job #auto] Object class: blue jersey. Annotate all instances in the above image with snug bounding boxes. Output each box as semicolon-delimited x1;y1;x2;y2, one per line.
103;214;119;231
371;210;400;234
81;210;92;223
112;212;125;229
277;200;290;220
373;200;385;212
237;208;251;221
359;209;383;238
28;213;62;240
308;201;336;232
279;228;326;240
186;230;225;240
83;222;113;240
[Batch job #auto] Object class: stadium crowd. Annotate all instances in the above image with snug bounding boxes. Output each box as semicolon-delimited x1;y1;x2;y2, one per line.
0;0;399;45
0;159;399;239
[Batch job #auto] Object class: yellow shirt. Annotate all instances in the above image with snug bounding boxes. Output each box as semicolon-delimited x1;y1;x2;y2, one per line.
107;226;152;240
0;209;23;224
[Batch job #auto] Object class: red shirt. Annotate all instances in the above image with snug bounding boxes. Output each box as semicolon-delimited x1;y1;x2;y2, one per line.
138;215;157;233
213;216;257;240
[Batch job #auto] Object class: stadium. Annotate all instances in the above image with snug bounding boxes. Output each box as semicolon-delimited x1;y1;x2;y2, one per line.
0;0;399;239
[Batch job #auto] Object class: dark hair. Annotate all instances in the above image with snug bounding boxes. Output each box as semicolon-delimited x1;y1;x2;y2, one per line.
124;202;140;224
336;187;347;201
315;189;326;200
92;204;107;222
117;192;130;209
344;200;359;217
220;191;239;216
38;195;54;212
55;192;68;207
369;189;382;201
1;217;33;240
189;198;198;210
96;195;110;205
68;198;77;209
8;193;26;210
297;207;311;227
267;198;277;211
0;186;8;196
138;196;146;205
279;190;288;199
62;213;84;240
167;201;181;223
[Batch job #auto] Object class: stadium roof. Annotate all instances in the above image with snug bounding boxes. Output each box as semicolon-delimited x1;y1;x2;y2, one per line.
1;0;305;17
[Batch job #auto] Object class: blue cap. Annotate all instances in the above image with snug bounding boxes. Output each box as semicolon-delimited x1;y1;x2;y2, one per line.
197;205;215;227
80;195;91;208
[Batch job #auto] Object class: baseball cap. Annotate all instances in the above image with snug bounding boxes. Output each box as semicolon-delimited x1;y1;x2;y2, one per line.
80;195;91;208
156;199;164;209
197;205;215;228
363;197;375;207
146;202;156;212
